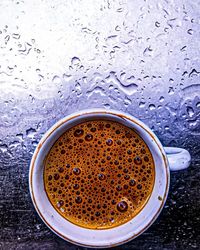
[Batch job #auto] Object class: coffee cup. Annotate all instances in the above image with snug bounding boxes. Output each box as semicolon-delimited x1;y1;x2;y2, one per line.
29;109;191;248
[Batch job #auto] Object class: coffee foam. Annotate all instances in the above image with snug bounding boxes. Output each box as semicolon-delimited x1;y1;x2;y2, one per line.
44;120;155;229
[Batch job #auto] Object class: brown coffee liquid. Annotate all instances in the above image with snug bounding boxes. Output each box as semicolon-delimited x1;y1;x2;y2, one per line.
44;120;155;229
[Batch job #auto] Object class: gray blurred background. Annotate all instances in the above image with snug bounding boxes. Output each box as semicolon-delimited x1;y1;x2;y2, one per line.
0;0;199;249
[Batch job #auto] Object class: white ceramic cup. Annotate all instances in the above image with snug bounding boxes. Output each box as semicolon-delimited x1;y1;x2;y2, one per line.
29;109;191;248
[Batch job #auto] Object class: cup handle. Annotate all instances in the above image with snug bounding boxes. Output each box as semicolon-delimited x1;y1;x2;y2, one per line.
164;147;191;171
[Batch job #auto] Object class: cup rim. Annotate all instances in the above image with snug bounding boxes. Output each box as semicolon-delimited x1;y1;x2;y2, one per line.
29;108;170;248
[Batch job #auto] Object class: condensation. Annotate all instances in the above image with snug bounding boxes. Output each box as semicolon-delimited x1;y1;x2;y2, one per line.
0;0;199;246
0;0;199;162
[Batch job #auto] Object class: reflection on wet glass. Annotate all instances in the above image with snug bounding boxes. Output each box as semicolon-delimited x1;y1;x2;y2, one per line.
0;0;199;162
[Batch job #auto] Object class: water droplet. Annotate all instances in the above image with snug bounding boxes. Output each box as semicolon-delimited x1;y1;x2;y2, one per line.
155;21;160;27
143;46;153;57
32;141;38;147
180;46;187;52
4;35;10;44
71;57;81;66
63;74;72;82
189;69;200;78
139;101;145;108
106;72;138;95
75;82;82;96
0;144;8;153
196;102;200;108
86;86;106;98
26;128;36;138
10;141;20;148
187;29;193;35
159;96;164;102
168;87;174;95
12;33;20;39
115;25;121;31
117;7;123;13
16;133;24;141
19;42;32;55
124;97;132;106
165;126;170;131
58;91;63;99
106;35;118;42
149;104;156;110
186;106;194;117
188;120;197;128
52;75;61;84
104;103;110;109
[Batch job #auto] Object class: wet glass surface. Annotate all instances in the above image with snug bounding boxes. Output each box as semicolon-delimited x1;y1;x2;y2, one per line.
0;0;199;249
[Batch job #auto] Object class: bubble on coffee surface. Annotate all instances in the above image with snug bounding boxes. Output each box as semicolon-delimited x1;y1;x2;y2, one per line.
44;120;155;229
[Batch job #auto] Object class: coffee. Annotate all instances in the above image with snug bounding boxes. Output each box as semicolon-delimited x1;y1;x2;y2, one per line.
44;120;155;229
